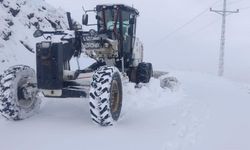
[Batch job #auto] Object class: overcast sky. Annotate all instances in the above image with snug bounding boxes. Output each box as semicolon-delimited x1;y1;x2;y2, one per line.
46;0;250;83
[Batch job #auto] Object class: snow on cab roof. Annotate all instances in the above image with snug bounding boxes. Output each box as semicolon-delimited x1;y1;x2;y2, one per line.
95;4;139;15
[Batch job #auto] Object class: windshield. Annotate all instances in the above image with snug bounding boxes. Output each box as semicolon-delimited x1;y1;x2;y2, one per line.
121;11;130;36
105;9;119;30
97;9;131;36
97;9;118;32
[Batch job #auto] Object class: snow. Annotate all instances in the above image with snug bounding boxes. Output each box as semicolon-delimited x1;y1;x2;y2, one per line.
0;0;250;150
0;71;249;150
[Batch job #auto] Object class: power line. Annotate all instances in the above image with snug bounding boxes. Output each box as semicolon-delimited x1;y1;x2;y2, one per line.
182;19;219;40
227;0;246;6
239;6;250;10
159;10;207;41
157;0;221;43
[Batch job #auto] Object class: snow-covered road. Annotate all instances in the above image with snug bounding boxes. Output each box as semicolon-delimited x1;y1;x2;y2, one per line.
0;71;249;150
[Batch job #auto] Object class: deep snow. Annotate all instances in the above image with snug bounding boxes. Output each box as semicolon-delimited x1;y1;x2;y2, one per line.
0;71;249;150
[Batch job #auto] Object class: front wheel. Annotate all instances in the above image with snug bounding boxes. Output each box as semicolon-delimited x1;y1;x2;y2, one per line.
0;65;41;120
89;66;123;126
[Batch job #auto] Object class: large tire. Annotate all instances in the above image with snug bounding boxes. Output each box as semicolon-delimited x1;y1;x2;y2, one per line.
0;65;41;120
136;62;153;84
89;66;123;126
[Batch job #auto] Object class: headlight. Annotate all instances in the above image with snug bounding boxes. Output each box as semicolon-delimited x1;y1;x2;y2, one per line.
41;42;51;48
37;42;51;59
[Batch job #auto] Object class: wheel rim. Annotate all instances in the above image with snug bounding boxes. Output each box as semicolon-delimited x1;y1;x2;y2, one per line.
17;77;36;109
110;80;120;116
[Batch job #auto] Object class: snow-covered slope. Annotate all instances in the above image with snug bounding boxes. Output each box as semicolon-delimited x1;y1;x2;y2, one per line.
0;71;249;150
0;0;68;71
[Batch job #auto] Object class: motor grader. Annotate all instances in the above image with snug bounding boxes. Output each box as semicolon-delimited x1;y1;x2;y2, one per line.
0;4;153;126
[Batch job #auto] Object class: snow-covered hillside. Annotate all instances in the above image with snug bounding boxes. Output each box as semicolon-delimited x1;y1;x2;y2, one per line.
0;0;68;71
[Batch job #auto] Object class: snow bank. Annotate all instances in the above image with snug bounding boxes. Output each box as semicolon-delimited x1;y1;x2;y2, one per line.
123;78;183;112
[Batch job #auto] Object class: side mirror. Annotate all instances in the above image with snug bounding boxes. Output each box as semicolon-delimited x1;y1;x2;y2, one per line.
129;18;135;24
82;14;88;25
33;30;44;38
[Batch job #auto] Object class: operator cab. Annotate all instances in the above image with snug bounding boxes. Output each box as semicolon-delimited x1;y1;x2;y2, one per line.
95;4;139;67
83;4;139;69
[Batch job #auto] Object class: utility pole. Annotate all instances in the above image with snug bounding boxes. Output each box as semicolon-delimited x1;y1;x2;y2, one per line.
210;0;239;76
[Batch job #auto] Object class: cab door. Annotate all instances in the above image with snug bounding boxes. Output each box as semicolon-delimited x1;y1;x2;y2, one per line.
121;11;137;68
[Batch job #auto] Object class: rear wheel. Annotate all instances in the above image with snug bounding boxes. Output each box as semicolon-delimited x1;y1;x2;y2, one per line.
136;62;153;84
89;66;123;126
0;65;41;120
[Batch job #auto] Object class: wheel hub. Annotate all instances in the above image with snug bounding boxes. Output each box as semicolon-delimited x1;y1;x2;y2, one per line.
110;80;120;113
17;81;36;109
